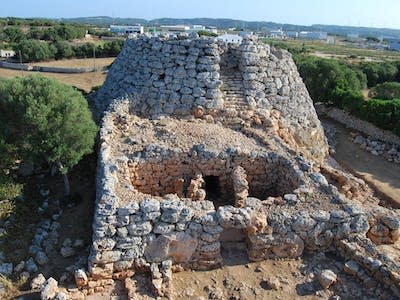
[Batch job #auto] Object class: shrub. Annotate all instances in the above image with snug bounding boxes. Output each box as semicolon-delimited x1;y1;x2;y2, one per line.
295;56;366;104
2;27;26;43
358;62;399;87
369;82;400;100
53;40;75;59
13;39;56;62
197;30;218;37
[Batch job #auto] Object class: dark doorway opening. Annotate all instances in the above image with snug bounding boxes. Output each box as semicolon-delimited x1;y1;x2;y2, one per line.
204;176;229;207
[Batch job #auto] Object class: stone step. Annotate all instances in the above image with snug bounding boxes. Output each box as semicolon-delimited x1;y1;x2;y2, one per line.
222;80;243;82
223;94;245;98
222;90;244;94
221;79;243;82
220;75;242;78
224;102;247;106
223;90;244;93
222;82;243;85
221;84;244;89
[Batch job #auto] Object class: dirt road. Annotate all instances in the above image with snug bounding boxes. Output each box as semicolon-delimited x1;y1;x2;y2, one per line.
322;118;400;205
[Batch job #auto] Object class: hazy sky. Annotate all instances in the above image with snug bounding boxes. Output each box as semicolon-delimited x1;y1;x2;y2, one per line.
1;0;399;29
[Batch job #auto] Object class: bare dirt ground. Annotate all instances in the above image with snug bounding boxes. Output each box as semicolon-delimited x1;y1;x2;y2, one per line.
322;118;400;205
8;154;96;299
28;58;115;69
85;247;374;300
362;88;370;99
0;58;115;92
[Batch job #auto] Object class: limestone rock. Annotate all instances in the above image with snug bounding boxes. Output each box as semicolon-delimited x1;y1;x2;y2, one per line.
318;269;337;289
272;233;304;258
31;273;46;290
35;251;49;265
74;269;88;288
262;277;281;290
41;277;58;300
60;246;76;258
0;262;13;276
25;257;38;273
232;166;249;207
54;292;67;300
145;232;198;263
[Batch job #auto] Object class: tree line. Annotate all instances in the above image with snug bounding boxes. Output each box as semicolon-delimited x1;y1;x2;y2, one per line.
293;55;400;135
0;23;125;62
0;25;88;43
12;39;124;62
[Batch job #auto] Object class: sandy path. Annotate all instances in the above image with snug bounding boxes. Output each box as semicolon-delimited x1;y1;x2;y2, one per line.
322;118;400;205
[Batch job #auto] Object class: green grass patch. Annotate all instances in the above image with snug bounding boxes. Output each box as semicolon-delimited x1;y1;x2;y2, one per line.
263;38;400;62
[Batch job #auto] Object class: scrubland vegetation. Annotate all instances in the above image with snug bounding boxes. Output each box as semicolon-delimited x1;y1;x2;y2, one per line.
268;40;400;136
0;18;124;62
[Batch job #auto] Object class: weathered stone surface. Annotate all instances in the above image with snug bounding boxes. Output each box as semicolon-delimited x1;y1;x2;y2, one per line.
41;277;58;300
35;251;49;266
128;221;153;236
60;246;76;258
318;269;337;289
145;232;198;263
153;222;175;234
217;206;251;229
272;233;304;258
0;263;13;276
74;269;88;288
31;273;46;290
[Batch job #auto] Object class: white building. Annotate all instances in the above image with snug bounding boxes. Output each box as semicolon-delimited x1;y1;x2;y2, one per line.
299;31;328;40
205;26;218;34
160;25;190;33
285;31;299;39
189;25;206;31
239;31;254;38
217;34;243;45
110;25;144;35
269;29;284;39
0;50;15;58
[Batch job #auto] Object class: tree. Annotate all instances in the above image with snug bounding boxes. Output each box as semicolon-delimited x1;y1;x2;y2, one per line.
197;30;218;37
366;36;380;43
3;27;26;43
369;82;400;100
359;62;399;87
295;56;365;106
28;27;45;40
53;40;75;59
0;76;97;196
13;39;57;62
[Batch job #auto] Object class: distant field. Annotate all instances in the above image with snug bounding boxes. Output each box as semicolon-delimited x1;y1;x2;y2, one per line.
29;57;115;69
264;38;400;62
0;57;115;92
0;68;107;92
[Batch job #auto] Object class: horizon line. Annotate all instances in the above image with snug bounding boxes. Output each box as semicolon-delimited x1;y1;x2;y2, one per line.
1;15;400;31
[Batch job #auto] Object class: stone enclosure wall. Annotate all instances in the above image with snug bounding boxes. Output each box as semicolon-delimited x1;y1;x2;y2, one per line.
129;148;302;202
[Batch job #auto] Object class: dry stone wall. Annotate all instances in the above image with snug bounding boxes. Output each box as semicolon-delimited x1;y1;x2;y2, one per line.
129;147;302;200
